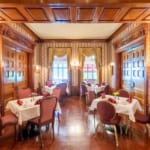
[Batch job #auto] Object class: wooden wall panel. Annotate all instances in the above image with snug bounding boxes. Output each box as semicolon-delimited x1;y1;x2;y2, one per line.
0;3;150;23
15;51;28;88
99;8;121;21
26;8;49;21
0;16;5;21
122;8;146;21
77;7;95;22
1;8;26;21
52;8;70;22
3;45;28;104
121;45;145;104
144;15;150;20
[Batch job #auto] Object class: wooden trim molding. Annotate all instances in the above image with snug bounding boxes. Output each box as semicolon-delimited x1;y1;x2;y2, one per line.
0;24;34;52
113;24;146;52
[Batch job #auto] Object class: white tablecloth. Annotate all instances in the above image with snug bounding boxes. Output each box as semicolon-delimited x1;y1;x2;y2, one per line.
6;96;61;125
89;95;143;122
86;84;105;94
44;85;56;94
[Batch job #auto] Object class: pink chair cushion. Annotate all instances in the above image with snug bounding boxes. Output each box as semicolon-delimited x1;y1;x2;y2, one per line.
18;88;32;99
97;101;120;125
30;97;57;124
46;80;53;87
1;114;18;126
135;112;150;123
118;89;129;98
87;91;95;105
52;88;61;100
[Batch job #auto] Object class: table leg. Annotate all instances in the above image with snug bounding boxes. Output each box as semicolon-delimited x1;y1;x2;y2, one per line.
125;118;132;137
18;125;24;141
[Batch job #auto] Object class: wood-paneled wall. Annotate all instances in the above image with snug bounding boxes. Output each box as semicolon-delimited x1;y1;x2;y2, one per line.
0;23;36;114
109;23;150;114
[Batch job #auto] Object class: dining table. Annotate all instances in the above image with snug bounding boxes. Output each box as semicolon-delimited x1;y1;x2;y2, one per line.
90;95;143;122
89;94;143;135
43;85;56;95
6;95;61;125
6;95;61;140
85;84;105;95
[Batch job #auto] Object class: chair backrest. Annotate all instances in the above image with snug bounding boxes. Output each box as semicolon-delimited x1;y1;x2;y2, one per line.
86;91;95;105
0;102;4;116
36;82;42;95
17;88;32;99
103;85;110;94
80;84;88;96
46;80;54;87
118;89;129;98
40;96;57;125
52;88;61;101
97;101;115;124
101;82;106;86
56;83;67;96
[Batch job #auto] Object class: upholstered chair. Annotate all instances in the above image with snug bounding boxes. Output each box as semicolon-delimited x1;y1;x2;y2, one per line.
80;84;88;98
0;103;18;141
17;88;32;99
134;111;150;136
56;83;67;102
96;101;121;147
28;96;57;148
86;91;95;106
52;88;61;102
118;89;129;98
97;84;110;97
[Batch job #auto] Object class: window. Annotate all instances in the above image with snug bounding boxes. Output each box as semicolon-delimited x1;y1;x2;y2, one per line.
83;56;97;82
52;55;68;84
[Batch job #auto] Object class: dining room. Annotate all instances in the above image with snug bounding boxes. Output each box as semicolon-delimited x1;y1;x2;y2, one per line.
0;0;150;150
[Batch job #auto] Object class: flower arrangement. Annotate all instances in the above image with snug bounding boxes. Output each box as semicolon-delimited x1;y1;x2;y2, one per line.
113;91;119;96
113;91;119;99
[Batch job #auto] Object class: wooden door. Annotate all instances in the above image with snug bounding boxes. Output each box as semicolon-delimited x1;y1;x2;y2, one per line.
3;45;28;104
121;45;145;105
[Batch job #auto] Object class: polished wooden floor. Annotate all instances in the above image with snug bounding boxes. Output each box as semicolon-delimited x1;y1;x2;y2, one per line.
1;96;150;150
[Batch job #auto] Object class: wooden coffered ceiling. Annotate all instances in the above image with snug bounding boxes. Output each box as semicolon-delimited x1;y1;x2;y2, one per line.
0;1;150;23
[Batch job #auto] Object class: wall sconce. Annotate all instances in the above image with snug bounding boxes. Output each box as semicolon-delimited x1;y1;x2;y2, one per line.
34;65;40;73
110;62;114;75
71;61;79;69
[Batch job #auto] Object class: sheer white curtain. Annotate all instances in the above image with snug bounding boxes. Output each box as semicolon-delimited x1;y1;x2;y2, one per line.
52;55;68;84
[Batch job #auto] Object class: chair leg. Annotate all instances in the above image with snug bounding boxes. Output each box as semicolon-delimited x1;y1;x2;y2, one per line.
19;125;24;141
52;121;55;140
95;122;99;135
94;110;95;128
39;127;43;148
46;124;49;131
125;118;131;135
95;122;104;136
113;125;119;147
146;124;150;137
119;124;123;135
58;113;60;124
14;124;17;141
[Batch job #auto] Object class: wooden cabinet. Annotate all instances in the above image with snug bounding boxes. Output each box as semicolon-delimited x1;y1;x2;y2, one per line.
3;45;28;103
0;24;35;114
121;45;145;104
114;24;148;112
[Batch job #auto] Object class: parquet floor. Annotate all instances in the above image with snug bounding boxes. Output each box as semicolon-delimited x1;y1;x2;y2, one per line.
0;96;150;150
